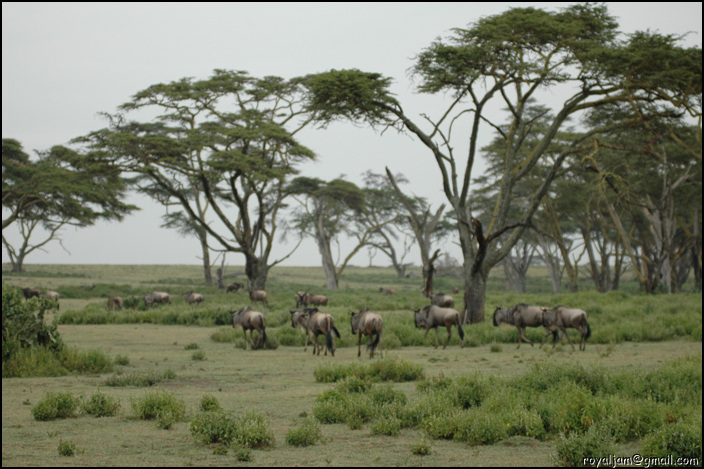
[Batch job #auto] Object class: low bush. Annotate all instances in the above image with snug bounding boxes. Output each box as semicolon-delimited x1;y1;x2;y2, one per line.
57;440;77;457
31;392;79;421
641;418;702;460
313;359;424;383
190;410;274;449
200;394;221;412
130;390;186;422
286;416;322;446
554;426;616;467
371;414;401;436
80;391;120;417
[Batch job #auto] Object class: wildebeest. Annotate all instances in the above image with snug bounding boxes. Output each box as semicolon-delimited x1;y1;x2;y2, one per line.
249;289;268;306
431;293;454;308
349;307;383;358
493;303;553;348
185;291;204;304
290;307;340;357
145;291;171;307
231;306;267;350
107;296;123;311
541;306;592;351
21;288;41;299
295;291;328;308
413;305;465;349
44;290;60;310
226;282;244;293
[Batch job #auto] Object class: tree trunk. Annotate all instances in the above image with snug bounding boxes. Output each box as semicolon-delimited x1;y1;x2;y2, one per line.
463;268;487;325
244;253;269;291
199;231;213;287
314;214;338;289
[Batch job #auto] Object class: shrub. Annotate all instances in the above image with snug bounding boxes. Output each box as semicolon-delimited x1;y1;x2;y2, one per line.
641;419;702;460
191;350;206;361
200;394;221;412
313;359;424;383
410;438;432;456
80;391;120;417
57;440;77;457
131;390;186;422
554;426;616;467
371;415;401;436
286;417;322;447
2;282;64;377
453;409;509;446
59;347;113;374
31;392;79;421
190;410;275;449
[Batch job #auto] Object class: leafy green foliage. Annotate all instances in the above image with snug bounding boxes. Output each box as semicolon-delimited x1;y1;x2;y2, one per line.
80;392;121;417
303;69;398;126
313;359;424;383
286;416;322;447
130;390;186;421
57;440;77;457
31;392;79;421
2;282;63;364
190;410;275;449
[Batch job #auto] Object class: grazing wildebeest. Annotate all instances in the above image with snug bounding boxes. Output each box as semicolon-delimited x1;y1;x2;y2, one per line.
145;291;171;307
231;306;267;350
21;288;41;299
379;288;397;295
249;289;268;306
349;307;383;358
43;290;60;310
185;291;204;304
107;296;123;311
413;305;465;349
541;306;592;351
290;307;340;357
493;303;552;348
295;291;328;308
431;293;454;308
226;282;244;293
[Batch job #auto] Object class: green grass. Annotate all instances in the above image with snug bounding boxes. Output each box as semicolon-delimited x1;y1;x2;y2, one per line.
1;263;701;466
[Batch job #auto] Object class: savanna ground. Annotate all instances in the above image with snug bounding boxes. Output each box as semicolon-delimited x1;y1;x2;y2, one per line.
2;264;702;466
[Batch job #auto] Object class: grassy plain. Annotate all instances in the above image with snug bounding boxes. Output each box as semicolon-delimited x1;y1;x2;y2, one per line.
2;263;702;466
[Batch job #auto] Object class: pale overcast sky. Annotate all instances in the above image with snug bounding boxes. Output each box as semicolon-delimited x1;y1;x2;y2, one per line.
2;2;702;267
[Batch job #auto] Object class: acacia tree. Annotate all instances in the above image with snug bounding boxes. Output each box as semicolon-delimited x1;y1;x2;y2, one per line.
383;169;450;294
77;70;314;289
2;140;137;271
303;5;701;322
287;176;384;290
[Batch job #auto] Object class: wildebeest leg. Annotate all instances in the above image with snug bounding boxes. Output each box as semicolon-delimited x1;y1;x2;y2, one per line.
423;328;433;348
443;325;452;349
433;327;440;349
242;328;250;350
562;327;576;351
357;334;362;358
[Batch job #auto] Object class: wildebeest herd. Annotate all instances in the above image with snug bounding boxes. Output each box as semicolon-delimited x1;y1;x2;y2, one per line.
20;286;592;356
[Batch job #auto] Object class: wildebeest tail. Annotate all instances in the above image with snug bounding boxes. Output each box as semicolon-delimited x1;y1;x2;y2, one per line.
585;321;592;340
325;330;334;356
261;326;267;349
457;321;465;340
332;326;341;338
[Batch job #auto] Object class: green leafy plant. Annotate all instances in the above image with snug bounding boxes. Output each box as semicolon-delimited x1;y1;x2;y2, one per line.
286;417;322;447
31;392;78;421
